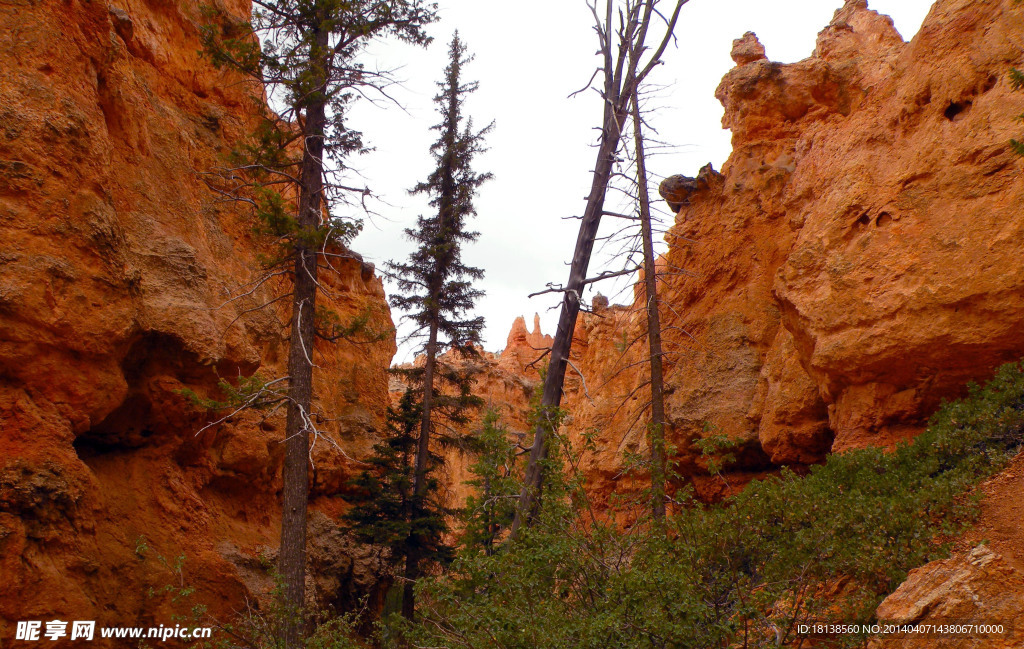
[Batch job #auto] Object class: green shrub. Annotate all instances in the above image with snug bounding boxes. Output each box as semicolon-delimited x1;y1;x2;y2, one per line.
388;360;1024;649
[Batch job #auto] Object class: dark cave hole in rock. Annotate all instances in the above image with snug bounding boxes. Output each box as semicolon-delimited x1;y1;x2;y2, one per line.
944;100;972;121
73;332;211;460
876;212;892;227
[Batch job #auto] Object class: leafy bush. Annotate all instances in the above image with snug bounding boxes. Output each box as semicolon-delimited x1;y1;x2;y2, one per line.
386;360;1024;649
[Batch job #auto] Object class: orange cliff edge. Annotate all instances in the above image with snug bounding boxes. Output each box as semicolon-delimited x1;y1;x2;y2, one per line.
0;0;396;636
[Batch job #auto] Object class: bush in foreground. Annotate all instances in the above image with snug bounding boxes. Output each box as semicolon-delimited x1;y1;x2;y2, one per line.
388;360;1024;649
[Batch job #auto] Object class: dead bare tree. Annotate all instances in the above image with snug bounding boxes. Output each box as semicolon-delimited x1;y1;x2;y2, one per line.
630;84;668;521
510;0;689;540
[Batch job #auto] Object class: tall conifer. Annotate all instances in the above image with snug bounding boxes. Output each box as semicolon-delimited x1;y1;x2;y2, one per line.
201;2;435;644
380;32;492;620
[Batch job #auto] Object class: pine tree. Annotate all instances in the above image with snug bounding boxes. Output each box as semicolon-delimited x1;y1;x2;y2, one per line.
343;390;453;612
200;2;435;645
383;31;492;620
461;409;521;555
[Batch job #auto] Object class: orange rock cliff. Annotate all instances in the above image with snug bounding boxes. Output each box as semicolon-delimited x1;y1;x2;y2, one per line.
0;0;395;637
559;0;1024;502
551;0;1024;637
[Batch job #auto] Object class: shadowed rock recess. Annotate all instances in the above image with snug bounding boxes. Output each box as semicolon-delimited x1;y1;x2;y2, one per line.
4;0;1024;642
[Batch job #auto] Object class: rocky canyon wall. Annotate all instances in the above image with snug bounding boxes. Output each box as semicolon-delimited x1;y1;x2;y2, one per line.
545;0;1024;635
4;0;1024;641
555;0;1024;504
0;0;395;639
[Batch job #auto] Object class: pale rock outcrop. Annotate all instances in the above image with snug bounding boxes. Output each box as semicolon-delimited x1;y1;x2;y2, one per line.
870;546;1024;649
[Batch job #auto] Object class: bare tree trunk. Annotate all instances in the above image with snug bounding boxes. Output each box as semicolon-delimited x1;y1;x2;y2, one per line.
279;29;328;649
510;0;687;540
631;86;667;521
509;102;626;538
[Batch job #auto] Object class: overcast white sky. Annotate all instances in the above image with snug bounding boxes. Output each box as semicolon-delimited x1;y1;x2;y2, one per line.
346;0;936;363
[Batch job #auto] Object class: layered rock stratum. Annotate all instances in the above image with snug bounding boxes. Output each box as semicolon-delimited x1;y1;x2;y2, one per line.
0;0;395;638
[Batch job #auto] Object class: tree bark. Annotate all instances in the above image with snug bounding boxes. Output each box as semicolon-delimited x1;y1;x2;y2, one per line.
279;29;328;649
509;92;629;539
509;0;687;539
401;547;419;621
631;86;667;521
402;320;437;621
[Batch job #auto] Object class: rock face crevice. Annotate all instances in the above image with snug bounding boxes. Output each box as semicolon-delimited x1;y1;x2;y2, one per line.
0;0;395;636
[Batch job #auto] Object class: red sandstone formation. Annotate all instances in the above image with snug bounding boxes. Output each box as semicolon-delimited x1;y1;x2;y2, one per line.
545;0;1024;628
554;0;1024;505
0;0;395;639
498;313;553;378
390;315;552;506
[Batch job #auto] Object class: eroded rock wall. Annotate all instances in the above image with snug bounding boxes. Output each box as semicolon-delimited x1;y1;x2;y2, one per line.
560;0;1024;502
390;315;550;507
0;0;395;638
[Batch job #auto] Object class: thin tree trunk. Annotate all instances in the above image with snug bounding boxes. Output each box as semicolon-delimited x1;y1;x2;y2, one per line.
279;29;328;649
414;323;439;499
631;86;667;521
402;319;437;621
510;0;687;539
484;474;494;556
402;547;419;621
509;96;629;538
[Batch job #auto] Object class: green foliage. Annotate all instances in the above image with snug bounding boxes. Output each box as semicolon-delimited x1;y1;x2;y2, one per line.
134;534;150;559
140;543;366;649
388;360;1024;649
1011;2;1024;156
179;372;282;412
1010;67;1024;91
247;182;364;269
202;574;367;649
387;32;491;352
314;305;392;345
133;537;198;614
694;423;740;477
200;0;435;268
460;409;523;554
389;355;485;443
209;602;364;649
343;390;454;574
